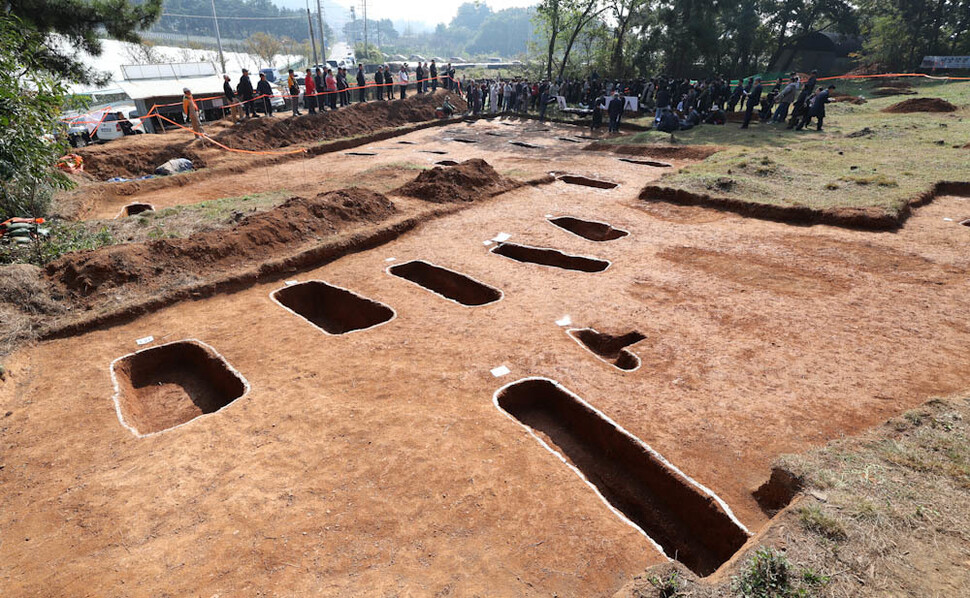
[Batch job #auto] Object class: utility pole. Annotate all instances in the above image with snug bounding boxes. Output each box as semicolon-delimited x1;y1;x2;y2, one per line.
362;0;367;59
306;6;318;67
210;0;226;73
316;0;327;63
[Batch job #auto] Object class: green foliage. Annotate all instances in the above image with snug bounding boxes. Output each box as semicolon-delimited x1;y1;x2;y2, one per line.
798;505;849;541
0;16;71;221
0;222;114;266
732;548;829;597
859;0;970;70
8;0;162;85
647;569;685;597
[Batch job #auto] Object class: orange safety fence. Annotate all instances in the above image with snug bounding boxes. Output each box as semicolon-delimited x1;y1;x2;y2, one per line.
148;110;308;156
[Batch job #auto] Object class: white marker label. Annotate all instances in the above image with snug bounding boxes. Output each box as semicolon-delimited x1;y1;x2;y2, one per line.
135;336;154;346
483;240;493;246
284;280;299;286
385;257;396;262
555;315;572;327
492;232;511;243
490;365;511;377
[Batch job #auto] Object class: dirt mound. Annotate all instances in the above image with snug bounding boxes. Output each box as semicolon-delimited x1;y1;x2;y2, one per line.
883;98;958;113
76;138;208;180
46;188;396;298
211;91;467;151
830;93;867;105
395;159;517;203
872;87;918;97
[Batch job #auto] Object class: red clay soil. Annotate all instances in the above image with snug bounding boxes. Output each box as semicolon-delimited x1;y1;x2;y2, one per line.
76;136;209;180
830;93;867;105
882;98;958;113
640;181;970;230
46;188;396;301
211;91;467;151
395;158;519;203
584;142;722;161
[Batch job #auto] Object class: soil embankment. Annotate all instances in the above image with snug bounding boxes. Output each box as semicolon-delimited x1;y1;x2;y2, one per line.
395;158;520;203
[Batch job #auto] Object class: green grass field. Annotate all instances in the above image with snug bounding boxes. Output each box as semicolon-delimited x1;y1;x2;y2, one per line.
616;80;970;218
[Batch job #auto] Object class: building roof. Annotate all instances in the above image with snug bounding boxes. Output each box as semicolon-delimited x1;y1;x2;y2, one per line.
119;75;226;102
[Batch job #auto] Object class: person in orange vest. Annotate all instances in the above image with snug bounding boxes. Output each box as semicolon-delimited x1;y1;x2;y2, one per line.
182;88;203;135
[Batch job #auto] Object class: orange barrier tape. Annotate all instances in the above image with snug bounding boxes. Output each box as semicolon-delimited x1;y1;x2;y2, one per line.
150;111;308;156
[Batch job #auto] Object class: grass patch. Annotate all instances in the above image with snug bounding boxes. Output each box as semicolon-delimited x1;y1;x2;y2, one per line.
621;393;970;597
616;79;970;218
0;190;291;266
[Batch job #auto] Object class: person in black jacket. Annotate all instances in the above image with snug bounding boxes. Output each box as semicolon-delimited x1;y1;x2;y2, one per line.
314;68;325;110
740;77;762;129
375;66;384;100
223;74;242;122
415;62;424;94
430;60;438;91
607;92;624;132
356;65;367;102
383;65;394;99
237;69;255;118
797;84;835;131
336;68;348;106
256;72;274;116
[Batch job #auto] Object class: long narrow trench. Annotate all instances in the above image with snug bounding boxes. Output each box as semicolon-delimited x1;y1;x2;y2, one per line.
496;378;749;576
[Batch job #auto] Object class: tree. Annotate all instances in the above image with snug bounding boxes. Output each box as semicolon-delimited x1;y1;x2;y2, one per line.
246;32;284;68
0;16;70;219
124;41;167;65
7;0;162;85
451;2;494;31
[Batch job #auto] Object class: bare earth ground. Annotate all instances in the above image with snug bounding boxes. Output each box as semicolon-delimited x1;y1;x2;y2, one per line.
2;116;970;596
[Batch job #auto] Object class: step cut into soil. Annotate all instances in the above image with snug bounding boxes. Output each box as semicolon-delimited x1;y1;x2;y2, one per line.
491;243;609;272
435;160;459;166
558;174;618;189
272;281;394;334
619;158;672;168
753;466;803;516
388;260;501;306
111;340;249;436
567;328;644;371
121;203;155;217
549;216;629;242
495;378;749;576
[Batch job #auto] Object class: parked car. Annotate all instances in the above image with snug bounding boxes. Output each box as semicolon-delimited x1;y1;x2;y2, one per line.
65;106;144;147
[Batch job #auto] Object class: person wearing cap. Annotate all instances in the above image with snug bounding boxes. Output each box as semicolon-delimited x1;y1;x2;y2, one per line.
182;88;203;134
398;64;409;99
237;69;256;118
223;74;242;123
256;72;274;116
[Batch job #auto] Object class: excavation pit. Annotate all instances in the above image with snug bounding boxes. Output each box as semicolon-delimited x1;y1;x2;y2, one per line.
345;151;377;156
388;260;502;306
509;141;542;149
960;219;970;227
548;216;629;242
558;175;618;189
619;158;673;168
435;160;460;166
558;137;582;143
271;281;394;335
120;203;154;218
419;150;449;155
397;140;416;145
567;328;644;371
491;243;609;273
495;378;749;577
110;340;249;436
485;131;507;137
451;138;478;144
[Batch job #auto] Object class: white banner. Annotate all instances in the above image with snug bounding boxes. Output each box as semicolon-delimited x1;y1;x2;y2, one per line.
921;56;970;69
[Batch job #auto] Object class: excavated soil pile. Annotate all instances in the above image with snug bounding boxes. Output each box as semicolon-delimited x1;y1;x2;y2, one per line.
830;93;867;105
211;91;467;151
77;139;208;180
395;159;517;203
584;142;720;161
882;98;958;113
46;188;397;300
